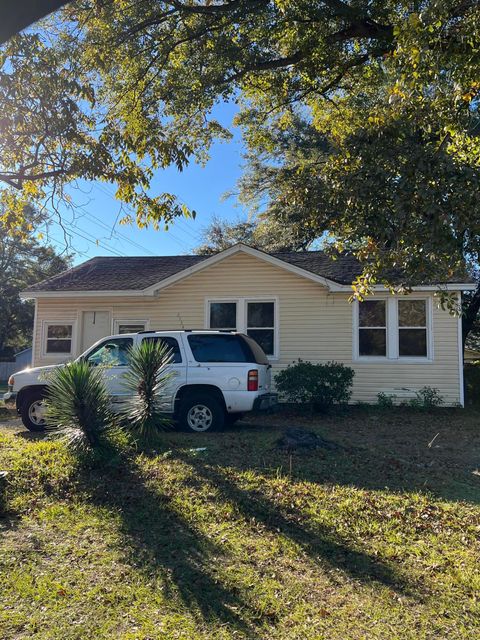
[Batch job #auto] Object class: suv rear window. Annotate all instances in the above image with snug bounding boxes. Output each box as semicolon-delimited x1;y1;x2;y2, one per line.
241;334;269;365
188;334;256;363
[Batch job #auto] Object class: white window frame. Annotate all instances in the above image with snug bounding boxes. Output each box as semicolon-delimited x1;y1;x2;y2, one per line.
41;320;77;359
205;296;279;359
356;299;389;360
353;297;433;363
205;300;238;331
396;298;431;361
113;319;150;334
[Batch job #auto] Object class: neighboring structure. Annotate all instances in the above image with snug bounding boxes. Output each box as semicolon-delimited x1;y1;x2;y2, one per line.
0;347;32;380
20;244;475;405
14;348;32;369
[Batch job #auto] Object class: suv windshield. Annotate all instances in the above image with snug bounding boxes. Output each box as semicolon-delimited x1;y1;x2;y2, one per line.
187;333;268;363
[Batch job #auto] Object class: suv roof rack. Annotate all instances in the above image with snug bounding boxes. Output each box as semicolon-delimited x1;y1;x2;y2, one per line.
135;329;237;335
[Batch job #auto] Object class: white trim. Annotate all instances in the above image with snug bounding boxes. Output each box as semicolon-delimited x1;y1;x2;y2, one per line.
20;289;151;300
113;318;150;334
353;297;389;361
204;295;280;359
372;284;477;292
458;291;465;407
41;320;78;360
353;295;433;363
396;297;433;362
31;299;38;367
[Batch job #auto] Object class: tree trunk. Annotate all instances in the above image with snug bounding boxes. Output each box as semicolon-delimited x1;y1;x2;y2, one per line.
462;282;480;348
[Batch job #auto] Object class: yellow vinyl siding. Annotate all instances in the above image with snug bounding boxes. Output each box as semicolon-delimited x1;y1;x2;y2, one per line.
33;251;462;405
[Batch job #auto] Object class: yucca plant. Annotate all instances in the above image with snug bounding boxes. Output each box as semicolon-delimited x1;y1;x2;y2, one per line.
45;361;112;451
119;339;174;439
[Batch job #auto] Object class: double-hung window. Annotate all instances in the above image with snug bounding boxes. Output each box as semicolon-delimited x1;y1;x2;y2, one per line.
247;302;275;356
398;300;427;357
358;301;387;357
206;298;277;358
44;323;74;355
356;298;430;361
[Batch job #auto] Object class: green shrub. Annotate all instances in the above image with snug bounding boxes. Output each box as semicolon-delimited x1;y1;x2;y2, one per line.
45;361;112;451
409;386;444;409
377;392;397;408
119;339;174;439
275;360;354;412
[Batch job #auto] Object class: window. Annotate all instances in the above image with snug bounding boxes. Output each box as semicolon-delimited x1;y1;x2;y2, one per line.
209;302;237;330
115;321;147;334
45;324;73;354
398;300;427;357
141;336;182;363
247;302;275;356
355;297;431;361
118;324;145;334
85;337;133;367
188;334;255;363
206;298;277;357
358;301;387;357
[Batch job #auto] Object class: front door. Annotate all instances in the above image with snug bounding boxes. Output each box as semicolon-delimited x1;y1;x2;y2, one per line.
82;311;111;352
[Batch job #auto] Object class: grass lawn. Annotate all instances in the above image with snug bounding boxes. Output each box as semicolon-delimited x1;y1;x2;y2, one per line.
0;408;479;639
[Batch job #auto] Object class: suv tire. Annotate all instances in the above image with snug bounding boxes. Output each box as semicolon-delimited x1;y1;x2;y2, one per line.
179;392;225;433
20;390;47;432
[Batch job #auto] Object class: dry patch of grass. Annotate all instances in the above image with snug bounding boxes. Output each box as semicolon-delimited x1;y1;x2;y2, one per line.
0;407;479;639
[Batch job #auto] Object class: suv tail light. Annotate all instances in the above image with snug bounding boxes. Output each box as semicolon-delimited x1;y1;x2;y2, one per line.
247;370;258;391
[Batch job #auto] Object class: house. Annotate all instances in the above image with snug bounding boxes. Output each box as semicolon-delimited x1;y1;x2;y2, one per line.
20;244;475;406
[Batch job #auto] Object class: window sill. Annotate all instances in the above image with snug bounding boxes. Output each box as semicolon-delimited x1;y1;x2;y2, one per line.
353;357;433;364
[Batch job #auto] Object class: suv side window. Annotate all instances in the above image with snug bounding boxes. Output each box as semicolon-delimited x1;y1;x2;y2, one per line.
187;334;254;363
85;337;133;367
141;336;182;363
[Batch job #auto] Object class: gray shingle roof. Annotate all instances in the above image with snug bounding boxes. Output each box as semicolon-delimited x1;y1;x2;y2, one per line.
23;248;472;293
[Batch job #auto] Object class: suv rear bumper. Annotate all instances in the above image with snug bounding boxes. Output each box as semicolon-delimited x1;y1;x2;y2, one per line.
2;392;17;411
253;393;278;411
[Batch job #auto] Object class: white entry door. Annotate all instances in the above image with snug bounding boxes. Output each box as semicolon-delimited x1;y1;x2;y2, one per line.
82;311;111;352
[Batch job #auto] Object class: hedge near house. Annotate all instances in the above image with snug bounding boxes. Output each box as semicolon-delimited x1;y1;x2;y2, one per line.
275;361;354;413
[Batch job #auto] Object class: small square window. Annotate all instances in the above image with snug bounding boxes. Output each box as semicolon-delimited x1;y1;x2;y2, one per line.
46;324;73;354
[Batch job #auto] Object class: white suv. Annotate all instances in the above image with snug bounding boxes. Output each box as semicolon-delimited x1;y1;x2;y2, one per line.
3;331;277;433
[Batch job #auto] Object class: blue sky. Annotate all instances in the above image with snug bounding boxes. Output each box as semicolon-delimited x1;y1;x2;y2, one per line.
43;102;248;265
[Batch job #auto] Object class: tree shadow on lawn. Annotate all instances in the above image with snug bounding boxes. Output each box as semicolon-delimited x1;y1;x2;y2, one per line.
170;447;416;599
225;419;480;506
75;453;261;638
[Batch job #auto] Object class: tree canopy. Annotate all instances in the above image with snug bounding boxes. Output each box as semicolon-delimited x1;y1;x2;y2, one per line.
0;207;71;356
0;1;479;293
194;215;309;254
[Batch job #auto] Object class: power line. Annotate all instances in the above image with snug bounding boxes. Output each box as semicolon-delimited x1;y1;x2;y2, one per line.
91;182;198;251
39;211;126;258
